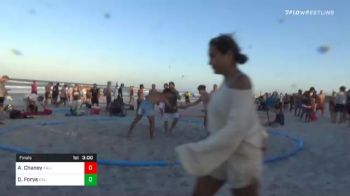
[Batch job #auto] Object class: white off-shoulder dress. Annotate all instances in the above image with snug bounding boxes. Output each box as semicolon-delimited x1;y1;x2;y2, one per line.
175;82;267;188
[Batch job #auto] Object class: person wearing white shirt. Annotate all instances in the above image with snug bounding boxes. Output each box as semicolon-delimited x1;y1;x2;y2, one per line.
175;35;267;196
335;86;347;123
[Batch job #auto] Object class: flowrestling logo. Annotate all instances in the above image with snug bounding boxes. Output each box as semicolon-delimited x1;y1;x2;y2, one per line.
285;9;335;16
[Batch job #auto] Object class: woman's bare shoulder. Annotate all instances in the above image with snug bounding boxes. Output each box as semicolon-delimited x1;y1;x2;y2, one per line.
227;74;252;90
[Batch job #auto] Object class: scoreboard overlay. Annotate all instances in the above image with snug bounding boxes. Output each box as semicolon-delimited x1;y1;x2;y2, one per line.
16;154;97;186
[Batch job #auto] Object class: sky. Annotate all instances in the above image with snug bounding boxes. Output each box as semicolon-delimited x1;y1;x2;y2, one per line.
0;0;349;94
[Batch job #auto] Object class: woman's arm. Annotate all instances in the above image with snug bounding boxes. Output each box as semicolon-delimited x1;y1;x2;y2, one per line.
175;104;252;176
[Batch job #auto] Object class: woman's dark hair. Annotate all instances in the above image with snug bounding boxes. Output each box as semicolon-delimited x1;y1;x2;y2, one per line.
340;86;346;92
197;85;206;91
209;34;248;64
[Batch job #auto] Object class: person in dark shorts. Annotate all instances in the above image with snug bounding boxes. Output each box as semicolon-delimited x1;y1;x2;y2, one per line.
163;81;181;135
90;84;100;106
334;86;347;123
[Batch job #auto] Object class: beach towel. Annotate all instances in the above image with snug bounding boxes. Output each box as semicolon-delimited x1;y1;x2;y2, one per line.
22;109;53;116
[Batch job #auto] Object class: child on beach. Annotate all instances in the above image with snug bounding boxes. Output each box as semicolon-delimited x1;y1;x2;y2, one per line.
179;84;210;130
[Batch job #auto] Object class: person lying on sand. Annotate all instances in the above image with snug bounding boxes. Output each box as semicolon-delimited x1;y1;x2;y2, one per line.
3;104;34;119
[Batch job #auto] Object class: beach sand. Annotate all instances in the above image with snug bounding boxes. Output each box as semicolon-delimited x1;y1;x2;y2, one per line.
0;95;349;196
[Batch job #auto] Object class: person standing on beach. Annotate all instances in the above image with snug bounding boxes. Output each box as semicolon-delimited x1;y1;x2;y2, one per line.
346;89;350;127
334;86;347;123
294;89;303;116
149;84;158;95
31;81;38;94
163;81;181;135
129;86;135;105
67;85;73;103
104;81;113;110
210;84;218;96
136;84;145;111
179;84;210;130
0;75;10;125
90;84;100;107
159;83;169;117
71;84;82;114
52;83;60;105
113;82;119;99
185;91;191;104
59;84;68;106
118;83;124;98
289;93;295;112
44;82;53;106
175;35;267;196
316;90;326;117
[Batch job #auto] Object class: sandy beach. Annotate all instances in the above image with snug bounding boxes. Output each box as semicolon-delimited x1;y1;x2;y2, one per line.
0;94;349;196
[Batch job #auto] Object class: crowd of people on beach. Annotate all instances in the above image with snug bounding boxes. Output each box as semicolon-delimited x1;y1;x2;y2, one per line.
0;75;217;128
256;86;350;127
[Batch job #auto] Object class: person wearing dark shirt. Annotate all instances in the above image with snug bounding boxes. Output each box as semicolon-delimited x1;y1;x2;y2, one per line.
118;83;124;99
159;83;169;117
163;81;181;135
91;84;100;106
52;83;60;104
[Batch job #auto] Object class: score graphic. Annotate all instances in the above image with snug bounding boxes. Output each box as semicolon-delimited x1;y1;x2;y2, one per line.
16;154;98;186
84;162;97;186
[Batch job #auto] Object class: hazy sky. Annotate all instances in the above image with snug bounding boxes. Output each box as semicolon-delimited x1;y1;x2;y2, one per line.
0;0;349;93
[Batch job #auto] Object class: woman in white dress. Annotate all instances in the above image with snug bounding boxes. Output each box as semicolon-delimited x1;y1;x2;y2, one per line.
176;34;267;196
